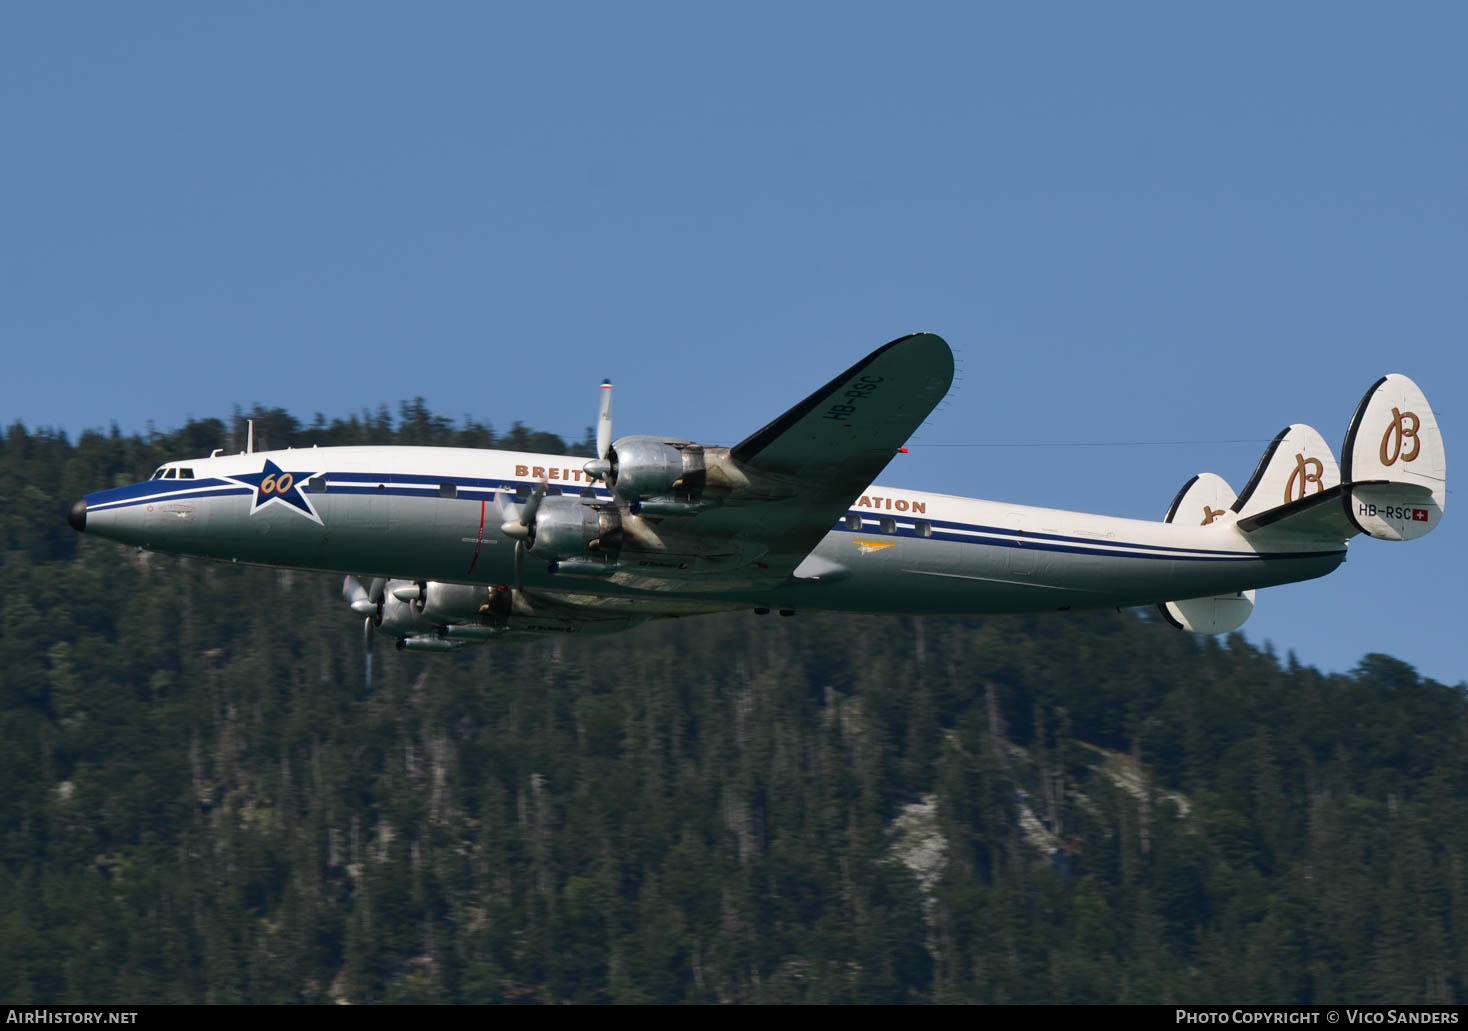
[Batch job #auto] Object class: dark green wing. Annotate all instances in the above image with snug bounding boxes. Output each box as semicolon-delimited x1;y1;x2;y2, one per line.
678;332;954;579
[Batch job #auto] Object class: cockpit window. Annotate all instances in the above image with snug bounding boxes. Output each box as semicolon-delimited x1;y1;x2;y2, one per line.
164;468;178;479
151;467;166;480
178;468;194;479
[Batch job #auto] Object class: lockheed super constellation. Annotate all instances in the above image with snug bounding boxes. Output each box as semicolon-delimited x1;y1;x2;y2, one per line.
68;334;1446;651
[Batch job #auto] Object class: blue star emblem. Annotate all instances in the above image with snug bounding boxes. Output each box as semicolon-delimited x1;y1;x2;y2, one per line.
226;459;325;525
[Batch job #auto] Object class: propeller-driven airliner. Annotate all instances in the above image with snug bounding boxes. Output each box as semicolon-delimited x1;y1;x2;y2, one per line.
67;334;1446;652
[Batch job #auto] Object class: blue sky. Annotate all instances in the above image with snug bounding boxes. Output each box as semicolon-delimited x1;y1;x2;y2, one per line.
4;3;1463;685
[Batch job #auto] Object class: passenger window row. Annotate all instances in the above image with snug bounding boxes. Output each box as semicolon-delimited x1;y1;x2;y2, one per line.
843;514;932;537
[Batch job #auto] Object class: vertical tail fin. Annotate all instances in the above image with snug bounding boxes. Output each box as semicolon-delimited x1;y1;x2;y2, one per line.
1341;374;1446;541
1158;471;1256;633
1230;424;1340;521
1164;471;1238;528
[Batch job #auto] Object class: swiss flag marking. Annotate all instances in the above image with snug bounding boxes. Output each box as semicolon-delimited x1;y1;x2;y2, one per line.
1412;508;1429;522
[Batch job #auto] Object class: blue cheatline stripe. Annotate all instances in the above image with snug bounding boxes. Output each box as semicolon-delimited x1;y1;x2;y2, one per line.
93;486;255;510
323;470;607;490
880;514;1262;558
86;480;246;511
318;478;611;500
832;517;1340;564
86;472;1340;564
86;473;614;513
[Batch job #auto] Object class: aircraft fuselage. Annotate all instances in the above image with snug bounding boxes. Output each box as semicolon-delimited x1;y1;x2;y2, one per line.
74;444;1346;617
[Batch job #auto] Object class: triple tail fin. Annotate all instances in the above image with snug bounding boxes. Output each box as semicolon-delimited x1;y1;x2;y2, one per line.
1158;372;1446;633
1236;373;1446;541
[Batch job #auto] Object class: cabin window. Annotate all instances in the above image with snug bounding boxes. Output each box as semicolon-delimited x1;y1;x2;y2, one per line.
307;477;327;493
439;482;457;499
915;520;932;538
879;517;896;534
844;514;862;531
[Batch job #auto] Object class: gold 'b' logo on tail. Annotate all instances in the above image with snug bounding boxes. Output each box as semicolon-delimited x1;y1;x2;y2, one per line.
1379;408;1421;466
1285;453;1324;503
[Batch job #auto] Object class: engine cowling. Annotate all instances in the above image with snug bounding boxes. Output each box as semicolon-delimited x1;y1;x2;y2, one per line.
384;579;493;624
379;592;427;634
421;582;492;623
525;496;623;562
607;436;702;502
603;435;749;509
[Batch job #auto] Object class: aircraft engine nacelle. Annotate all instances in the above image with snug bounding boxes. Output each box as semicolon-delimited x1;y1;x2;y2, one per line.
525;496;623;562
379;592;427;634
607;436;692;501
421;581;493;623
606;436;747;505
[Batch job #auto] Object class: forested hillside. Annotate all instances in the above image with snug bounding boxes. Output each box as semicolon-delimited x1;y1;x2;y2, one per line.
2;407;1465;1004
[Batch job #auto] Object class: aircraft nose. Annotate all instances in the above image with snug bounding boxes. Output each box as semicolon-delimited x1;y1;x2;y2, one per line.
67;498;87;533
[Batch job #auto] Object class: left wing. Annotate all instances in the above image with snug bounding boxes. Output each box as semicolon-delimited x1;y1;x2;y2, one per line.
607;333;954;583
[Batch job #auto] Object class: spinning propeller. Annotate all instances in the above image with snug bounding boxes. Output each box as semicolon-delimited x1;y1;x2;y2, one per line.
495;479;546;587
342;575;386;687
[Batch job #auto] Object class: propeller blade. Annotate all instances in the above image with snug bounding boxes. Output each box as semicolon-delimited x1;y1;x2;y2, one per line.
521;481;545;527
491;488;516;526
344;576;377;615
584;379;614;483
500;479;547;539
596;379;613;462
362;615;375;691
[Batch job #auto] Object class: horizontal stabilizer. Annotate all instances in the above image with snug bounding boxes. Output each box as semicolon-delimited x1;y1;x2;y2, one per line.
1231;424;1340;521
1236;483;1356;540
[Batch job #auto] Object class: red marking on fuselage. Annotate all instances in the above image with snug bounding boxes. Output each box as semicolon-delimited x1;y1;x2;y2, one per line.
466;500;486;576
